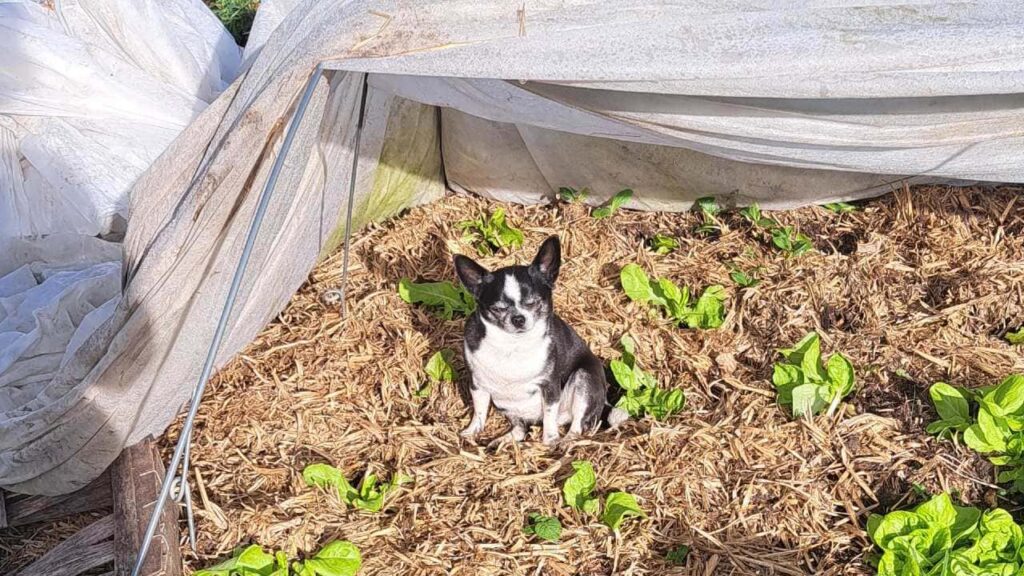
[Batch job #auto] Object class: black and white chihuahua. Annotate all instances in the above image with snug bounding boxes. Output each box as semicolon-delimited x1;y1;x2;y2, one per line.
453;235;628;446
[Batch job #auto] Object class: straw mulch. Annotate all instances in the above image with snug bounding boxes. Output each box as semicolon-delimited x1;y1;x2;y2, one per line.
166;185;1023;575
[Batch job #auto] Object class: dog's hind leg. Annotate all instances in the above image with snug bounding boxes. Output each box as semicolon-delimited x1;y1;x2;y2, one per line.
565;357;608;437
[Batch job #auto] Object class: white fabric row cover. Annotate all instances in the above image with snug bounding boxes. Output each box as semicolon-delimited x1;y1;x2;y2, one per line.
2;0;1022;493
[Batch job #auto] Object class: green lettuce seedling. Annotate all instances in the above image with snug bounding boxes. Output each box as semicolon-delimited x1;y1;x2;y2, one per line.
925;382;972;439
620;264;726;329
1006;328;1024;345
398;278;475;320
417;349;455;397
195;541;360;576
866;492;1024;576
562;460;599;515
609;335;684;420
601;491;646;533
195;544;284;576
592;189;634;219
740;202;813;256
303;463;409;513
823;201;858;214
457;207;524;256
728;267;760;288
523;513;562;542
292;541;362;576
666;545;690;566
648;233;679;255
694;196;723;235
558;186;589;203
772;332;855;418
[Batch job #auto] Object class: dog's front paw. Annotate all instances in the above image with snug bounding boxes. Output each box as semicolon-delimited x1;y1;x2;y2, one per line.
542;431;561;447
460;423;483;442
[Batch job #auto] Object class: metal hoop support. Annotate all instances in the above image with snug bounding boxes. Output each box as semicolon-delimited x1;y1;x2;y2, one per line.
130;64;368;575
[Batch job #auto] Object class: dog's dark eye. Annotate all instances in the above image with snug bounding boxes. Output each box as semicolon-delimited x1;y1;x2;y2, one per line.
522;298;539;307
490;303;509;312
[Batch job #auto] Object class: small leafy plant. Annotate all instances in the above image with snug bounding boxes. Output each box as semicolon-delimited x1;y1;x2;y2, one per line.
927;375;1024;493
600;491;646;533
592;189;634;219
457;208;524;256
195;541;361;576
740;202;813;256
866;492;1024;576
648;233;679;255
558;186;589;203
562;460;599;515
666;545;690;566
609;335;684;420
1006;328;1024;345
772;332;855;418
523;513;562;542
620;264;727;329
693;196;723;235
925;382;972;439
416;349;455;397
398;278;475;320
823;201;858;214
728;267;760;288
303;463;408;513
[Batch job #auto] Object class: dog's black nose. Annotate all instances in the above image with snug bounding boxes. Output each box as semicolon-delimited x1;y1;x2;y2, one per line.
511;314;526;328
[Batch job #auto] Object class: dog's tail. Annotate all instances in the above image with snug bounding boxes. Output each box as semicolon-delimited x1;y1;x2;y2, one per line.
602;403;630;429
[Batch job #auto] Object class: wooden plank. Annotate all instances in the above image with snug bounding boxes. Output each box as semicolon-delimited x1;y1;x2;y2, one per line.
112;439;181;576
7;470;112;527
14;514;114;576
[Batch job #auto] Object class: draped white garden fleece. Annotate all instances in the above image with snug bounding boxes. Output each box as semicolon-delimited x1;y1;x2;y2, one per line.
2;0;1023;494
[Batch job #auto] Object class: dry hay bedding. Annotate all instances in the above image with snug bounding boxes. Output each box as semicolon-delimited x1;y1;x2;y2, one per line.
168;185;1024;576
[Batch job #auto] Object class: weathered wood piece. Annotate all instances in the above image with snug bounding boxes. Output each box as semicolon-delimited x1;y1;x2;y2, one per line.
111;439;181;576
14;514;114;576
6;471;112;527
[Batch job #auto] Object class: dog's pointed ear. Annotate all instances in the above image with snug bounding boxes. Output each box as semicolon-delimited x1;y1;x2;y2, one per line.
454;254;489;297
530;235;561;286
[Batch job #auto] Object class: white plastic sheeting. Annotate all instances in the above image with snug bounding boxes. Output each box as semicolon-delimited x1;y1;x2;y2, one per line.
1;0;1022;494
0;0;241;238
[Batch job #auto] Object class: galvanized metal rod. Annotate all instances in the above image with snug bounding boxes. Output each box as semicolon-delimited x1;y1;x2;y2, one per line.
338;73;370;318
130;63;325;576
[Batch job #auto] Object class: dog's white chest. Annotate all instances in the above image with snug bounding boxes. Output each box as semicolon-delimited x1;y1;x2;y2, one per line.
465;321;550;418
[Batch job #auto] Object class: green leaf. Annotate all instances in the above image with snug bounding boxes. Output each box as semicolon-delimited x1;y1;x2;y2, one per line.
666;545;690;565
826;353;856;398
620;264;654;304
647;388;685;421
729;269;760;288
772;363;802;405
593;189;634;219
458;208;524;255
653;277;683;309
695;196;721;216
601;491;646;532
523;513;562;542
927;383;971;438
304;463;357;503
649;233;679;255
425;350;455;383
398;278;476;320
779;332;820;366
680;285;727;329
610;359;638;392
563;460;599;514
791;383;827;418
195;544;277;576
823;201;858;214
616;394;645;419
991;375;1024;415
558;186;588;203
619;334;636;366
1007;329;1024;345
304;541;361;576
739;204;762;225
